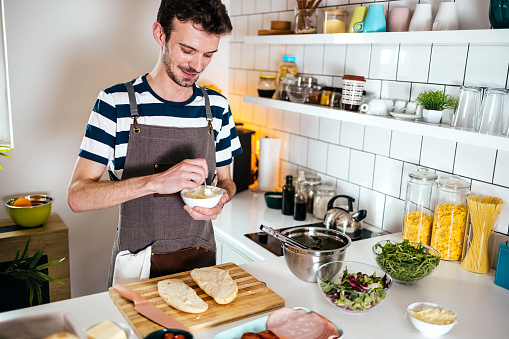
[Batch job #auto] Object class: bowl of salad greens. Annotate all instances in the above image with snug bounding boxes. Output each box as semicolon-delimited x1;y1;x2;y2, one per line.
373;239;440;284
316;261;392;313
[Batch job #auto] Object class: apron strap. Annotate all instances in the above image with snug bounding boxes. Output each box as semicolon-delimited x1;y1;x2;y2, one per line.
125;81;141;134
200;87;214;135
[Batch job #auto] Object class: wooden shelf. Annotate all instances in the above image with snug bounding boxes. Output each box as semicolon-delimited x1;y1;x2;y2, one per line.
243;95;509;152
244;29;509;45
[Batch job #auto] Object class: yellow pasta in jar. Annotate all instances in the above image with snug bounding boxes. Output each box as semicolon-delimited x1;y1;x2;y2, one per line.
403;211;433;245
430;204;467;260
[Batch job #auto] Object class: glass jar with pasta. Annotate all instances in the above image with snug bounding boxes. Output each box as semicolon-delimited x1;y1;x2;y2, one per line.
430;176;470;260
403;167;438;245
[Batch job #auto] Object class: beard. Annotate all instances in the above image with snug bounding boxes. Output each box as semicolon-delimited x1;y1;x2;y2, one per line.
163;45;200;88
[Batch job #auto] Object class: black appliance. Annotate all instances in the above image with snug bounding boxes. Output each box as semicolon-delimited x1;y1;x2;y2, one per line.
245;222;388;257
233;123;255;192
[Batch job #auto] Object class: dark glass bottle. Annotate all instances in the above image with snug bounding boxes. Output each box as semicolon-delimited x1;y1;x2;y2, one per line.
281;175;295;215
293;172;308;221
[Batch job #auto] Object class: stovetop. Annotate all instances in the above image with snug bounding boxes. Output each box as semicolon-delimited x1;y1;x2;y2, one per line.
244;222;387;257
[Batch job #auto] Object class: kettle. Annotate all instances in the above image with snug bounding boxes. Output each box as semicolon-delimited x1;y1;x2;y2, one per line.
323;195;367;240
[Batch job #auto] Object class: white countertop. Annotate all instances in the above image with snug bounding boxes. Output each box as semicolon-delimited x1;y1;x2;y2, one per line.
2;190;509;338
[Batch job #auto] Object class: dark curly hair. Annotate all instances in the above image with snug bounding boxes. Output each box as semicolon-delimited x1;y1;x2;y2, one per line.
157;0;232;43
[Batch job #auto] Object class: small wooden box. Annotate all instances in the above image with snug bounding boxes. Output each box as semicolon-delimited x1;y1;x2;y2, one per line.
0;214;71;305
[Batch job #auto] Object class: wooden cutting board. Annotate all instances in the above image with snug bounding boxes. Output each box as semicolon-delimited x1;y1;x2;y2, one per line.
109;263;285;337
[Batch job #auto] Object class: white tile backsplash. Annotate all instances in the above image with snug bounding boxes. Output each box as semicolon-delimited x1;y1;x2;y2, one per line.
397;44;432;83
454;143;497;183
464;45;509;88
345;45;371;78
359;187;386;228
363;126;391;157
273;130;291;161
319;117;341;144
303;45;325;75
300;114;320;139
373;156;404;197
254;44;270;70
323;45;346;76
381;81;411;101
266;107;284;130
282;110;300;133
383;196;405;233
369;45;399;81
271;0;287;12
256;0;271;13
289;134;308;166
248;14;263;36
230;43;241;69
307;139;328;173
428;45;468;86
390;131;422;164
340;122;365;150
242;0;256;15
327;144;350;181
349;150;375;188
494;150;509;187
420;136;456;173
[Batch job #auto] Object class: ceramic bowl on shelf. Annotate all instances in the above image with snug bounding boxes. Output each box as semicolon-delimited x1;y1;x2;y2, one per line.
180;186;223;208
407;302;457;337
5;195;53;227
286;85;312;103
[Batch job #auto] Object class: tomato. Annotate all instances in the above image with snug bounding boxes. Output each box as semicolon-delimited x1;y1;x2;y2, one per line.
163;333;175;339
174;335;186;339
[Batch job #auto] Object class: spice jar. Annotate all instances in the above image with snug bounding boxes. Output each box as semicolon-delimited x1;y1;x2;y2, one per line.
330;87;342;108
403;167;438;245
295;8;317;34
304;175;321;213
257;75;276;98
323;9;348;33
320;86;333;106
309;85;322;104
430;175;470;260
313;185;336;219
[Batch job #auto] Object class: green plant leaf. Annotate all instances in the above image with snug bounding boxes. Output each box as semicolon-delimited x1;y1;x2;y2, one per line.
36;257;66;270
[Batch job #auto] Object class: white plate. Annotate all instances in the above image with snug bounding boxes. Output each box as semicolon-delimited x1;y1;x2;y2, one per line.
390;112;423;121
85;321;135;339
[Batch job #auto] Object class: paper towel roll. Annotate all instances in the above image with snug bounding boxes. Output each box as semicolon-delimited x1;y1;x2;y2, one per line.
258;137;281;191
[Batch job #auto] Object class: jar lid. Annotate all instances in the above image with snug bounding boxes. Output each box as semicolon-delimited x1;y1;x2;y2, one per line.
317;184;336;192
331;87;342;93
343;74;366;82
259;74;276;79
322;86;333;91
323;8;347;14
438;175;470;190
282;56;296;62
409;167;438;181
305;175;321;185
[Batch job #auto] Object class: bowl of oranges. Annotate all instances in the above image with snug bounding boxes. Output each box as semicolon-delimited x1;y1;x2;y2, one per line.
5;195;53;227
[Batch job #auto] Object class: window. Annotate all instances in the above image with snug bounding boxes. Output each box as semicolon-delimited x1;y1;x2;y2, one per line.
0;0;12;146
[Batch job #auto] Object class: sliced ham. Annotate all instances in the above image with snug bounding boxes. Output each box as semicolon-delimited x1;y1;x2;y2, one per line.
266;308;341;339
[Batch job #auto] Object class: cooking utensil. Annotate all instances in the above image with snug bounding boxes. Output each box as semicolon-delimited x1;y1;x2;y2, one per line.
112;284;191;332
323;195;367;240
260;224;313;250
280;227;351;282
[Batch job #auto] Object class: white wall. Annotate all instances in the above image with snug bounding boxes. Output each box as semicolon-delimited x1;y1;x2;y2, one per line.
227;0;509;236
0;0;230;297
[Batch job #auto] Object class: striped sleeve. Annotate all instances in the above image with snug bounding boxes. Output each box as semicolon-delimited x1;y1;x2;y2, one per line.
215;104;242;167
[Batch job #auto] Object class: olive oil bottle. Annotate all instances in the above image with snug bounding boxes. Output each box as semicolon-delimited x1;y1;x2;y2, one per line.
281;175;295;215
293;171;307;221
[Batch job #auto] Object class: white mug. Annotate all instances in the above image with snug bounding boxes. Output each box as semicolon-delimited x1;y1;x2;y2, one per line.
393;100;407;113
406;101;418;113
409;4;433;31
433;2;459;31
360;99;392;116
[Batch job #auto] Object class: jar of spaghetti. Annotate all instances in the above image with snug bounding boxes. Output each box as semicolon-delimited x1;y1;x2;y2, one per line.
403;167;438;245
430;175;470;260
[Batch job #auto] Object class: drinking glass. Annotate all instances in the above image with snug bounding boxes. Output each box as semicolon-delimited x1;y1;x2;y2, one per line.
476;88;509;135
451;86;483;130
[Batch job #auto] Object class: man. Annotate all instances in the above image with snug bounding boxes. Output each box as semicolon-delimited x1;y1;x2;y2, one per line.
68;0;241;287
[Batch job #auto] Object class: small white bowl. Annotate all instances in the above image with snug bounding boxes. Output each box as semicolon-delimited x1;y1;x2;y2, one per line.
180;186;223;208
422;109;443;123
407;302;457;337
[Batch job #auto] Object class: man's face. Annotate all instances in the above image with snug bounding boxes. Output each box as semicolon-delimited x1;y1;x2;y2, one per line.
162;19;220;87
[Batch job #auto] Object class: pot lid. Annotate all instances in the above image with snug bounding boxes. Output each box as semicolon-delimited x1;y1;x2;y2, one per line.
409;167;438;181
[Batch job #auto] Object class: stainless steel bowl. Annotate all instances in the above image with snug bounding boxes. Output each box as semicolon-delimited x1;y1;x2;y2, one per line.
280;227;351;282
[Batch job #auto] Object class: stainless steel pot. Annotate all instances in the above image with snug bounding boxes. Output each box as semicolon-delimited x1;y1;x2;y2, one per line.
280;227;351;282
323;195;367;240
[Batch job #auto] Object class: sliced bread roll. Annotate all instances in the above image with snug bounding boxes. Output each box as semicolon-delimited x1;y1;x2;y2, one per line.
157;279;208;313
191;267;238;304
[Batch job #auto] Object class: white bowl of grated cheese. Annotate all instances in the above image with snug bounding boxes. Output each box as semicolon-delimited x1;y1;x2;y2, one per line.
181;186;223;209
407;302;457;337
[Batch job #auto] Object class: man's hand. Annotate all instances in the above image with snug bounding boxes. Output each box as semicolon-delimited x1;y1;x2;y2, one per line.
184;189;229;220
149;158;208;195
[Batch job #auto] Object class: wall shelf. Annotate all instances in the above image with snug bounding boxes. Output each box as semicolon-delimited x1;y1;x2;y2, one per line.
244;29;509;45
243;95;509;152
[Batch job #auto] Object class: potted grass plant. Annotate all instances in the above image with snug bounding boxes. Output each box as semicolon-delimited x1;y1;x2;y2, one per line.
416;90;458;123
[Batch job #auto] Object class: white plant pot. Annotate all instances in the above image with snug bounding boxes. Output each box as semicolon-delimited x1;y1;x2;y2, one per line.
422;109;443;123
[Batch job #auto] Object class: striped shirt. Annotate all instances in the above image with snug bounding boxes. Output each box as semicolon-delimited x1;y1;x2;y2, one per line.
79;74;242;181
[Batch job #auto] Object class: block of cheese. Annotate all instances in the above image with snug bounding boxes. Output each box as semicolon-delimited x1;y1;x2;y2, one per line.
86;320;127;339
158;278;208;313
191;267;238;304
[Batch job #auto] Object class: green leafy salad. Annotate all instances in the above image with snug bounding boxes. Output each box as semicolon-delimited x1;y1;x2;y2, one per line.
320;267;391;312
374;239;440;283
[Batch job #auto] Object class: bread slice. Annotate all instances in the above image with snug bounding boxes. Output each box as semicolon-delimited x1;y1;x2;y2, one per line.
157;279;208;313
190;267;238;304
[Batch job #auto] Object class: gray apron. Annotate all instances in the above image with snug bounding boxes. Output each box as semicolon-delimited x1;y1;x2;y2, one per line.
107;82;216;287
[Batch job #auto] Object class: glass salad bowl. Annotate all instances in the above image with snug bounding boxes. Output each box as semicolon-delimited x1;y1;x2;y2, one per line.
316;261;392;313
372;239;440;284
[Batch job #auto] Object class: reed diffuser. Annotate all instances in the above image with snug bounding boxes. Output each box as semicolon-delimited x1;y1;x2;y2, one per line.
295;0;322;34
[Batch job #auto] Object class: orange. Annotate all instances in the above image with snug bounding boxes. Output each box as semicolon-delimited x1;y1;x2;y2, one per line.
13;197;32;207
